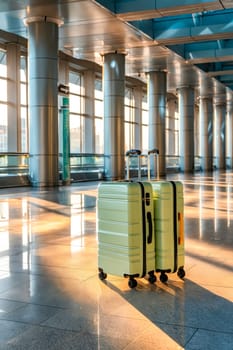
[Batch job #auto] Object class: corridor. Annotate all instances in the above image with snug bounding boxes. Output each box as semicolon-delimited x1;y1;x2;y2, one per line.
0;172;232;349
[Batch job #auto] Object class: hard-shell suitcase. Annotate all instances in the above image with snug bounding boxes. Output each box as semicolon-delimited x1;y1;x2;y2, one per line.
97;150;156;288
148;149;185;282
152;180;185;282
97;181;156;288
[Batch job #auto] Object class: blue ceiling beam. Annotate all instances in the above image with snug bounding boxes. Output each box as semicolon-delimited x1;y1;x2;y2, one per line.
94;1;233;87
168;38;233;62
95;0;225;21
128;9;233;43
152;10;233;44
207;65;233;76
219;75;233;83
185;46;233;63
183;39;233;52
131;18;233;44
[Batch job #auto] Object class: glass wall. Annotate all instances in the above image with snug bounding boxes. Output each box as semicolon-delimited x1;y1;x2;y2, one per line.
0;39;182;178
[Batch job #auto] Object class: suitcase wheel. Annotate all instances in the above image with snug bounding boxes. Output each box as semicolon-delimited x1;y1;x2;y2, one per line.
160;272;168;283
148;271;157;284
128;277;137;289
98;269;107;281
177;267;185;279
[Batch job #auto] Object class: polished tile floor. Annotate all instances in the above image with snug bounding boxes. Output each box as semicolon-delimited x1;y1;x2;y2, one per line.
0;171;232;350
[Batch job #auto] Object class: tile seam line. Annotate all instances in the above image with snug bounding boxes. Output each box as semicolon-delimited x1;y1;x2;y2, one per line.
0;318;85;334
156;321;233;336
0;298;67;310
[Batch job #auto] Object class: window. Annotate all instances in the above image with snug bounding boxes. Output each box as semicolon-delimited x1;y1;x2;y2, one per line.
124;87;136;152
94;78;103;153
69;71;84;153
141;91;148;153
166;99;179;156
0;49;7;151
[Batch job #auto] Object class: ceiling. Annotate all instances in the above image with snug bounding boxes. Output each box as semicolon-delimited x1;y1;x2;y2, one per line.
0;0;233;101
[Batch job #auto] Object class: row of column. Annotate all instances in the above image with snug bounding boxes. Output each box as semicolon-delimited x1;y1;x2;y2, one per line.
102;53;233;180
22;17;233;185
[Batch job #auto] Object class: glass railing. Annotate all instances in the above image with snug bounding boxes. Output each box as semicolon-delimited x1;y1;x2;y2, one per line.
0;152;216;179
166;155;180;169
69;153;104;170
0;153;29;175
0;153;105;177
60;153;105;181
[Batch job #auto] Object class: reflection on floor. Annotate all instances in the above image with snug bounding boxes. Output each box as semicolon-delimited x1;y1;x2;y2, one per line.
0;171;232;349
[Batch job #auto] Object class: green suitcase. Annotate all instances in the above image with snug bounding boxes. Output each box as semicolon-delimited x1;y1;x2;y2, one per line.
151;180;185;282
97;181;156;288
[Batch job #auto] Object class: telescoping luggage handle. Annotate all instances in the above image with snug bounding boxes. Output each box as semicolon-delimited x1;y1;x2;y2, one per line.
148;148;159;181
125;149;142;180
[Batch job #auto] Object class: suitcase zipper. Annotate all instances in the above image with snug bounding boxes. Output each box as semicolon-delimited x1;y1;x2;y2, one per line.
138;182;147;278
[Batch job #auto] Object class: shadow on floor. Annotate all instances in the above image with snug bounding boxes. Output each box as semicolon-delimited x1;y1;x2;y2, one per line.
100;276;233;349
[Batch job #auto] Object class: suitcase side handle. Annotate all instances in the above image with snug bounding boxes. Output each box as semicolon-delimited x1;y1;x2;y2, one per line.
147;212;153;244
178;212;184;245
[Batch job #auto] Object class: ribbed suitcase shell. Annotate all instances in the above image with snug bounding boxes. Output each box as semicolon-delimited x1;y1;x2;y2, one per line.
151;181;185;275
97;182;155;280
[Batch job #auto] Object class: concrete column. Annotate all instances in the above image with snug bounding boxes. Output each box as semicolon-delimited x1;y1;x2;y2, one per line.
24;16;63;186
214;100;226;169
178;86;195;172
148;71;167;177
226;95;233;168
7;43;21;151
194;103;199;162
103;52;125;180
199;97;213;171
